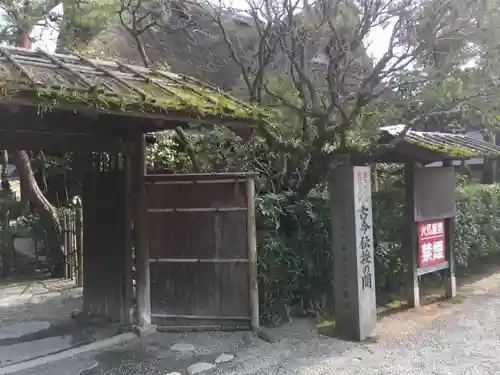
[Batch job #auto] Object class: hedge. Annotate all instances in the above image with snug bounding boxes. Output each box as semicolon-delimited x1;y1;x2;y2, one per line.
256;184;500;324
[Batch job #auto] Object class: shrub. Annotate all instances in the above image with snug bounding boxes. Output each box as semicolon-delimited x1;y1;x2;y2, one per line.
256;192;332;325
257;183;500;324
454;184;500;265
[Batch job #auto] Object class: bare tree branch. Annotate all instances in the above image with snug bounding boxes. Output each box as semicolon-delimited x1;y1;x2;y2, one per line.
133;0;500;195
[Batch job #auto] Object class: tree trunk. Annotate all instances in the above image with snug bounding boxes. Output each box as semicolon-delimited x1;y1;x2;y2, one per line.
12;151;65;277
482;131;496;184
10;19;65;277
296;151;327;199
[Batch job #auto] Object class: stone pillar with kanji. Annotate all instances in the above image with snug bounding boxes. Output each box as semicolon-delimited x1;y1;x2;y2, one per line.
328;165;377;341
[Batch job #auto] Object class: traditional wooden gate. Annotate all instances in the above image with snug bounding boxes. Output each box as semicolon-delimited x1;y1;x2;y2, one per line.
145;173;258;330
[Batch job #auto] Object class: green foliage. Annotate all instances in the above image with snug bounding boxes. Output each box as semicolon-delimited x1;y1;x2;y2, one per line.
0;192;44;260
386;68;500;131
61;0;121;48
454;184;500;265
256;191;332;325
256;183;500;324
146;128;280;191
147;128;257;172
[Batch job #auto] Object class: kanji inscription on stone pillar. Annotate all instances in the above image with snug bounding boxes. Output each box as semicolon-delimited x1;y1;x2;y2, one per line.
328;165;377;341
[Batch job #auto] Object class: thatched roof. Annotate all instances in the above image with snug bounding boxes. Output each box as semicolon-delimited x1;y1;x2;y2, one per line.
359;125;500;164
0;45;264;126
82;10;252;90
82;3;371;92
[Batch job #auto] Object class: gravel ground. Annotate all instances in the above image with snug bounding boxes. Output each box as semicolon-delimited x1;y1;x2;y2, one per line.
10;271;500;375
214;289;500;375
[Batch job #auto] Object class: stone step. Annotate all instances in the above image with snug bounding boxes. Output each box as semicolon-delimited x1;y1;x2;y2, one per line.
0;336;74;367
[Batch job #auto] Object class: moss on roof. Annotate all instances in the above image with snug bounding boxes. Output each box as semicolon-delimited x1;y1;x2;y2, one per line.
403;135;479;157
0;46;267;125
361;126;500;163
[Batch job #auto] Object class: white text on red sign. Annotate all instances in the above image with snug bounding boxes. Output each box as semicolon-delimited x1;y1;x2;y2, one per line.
420;222;444;238
420;240;445;263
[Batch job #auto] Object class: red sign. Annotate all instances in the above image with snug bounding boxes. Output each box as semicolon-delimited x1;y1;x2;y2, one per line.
417;219;446;268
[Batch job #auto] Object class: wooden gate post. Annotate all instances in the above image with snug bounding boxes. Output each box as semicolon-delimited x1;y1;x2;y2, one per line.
75;203;83;287
134;134;151;327
245;177;259;331
123;153;134;324
1;209;13;277
61;214;68;279
443;217;457;298
442;160;457;298
65;214;73;280
403;162;420;308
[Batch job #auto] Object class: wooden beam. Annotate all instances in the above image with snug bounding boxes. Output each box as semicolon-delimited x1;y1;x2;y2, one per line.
134;134;151;327
403;162;420;308
145;172;259;184
123;153;134;325
5;96;257;130
442;159;457;299
148;258;249;264
151;314;250;320
147;207;247;213
0;109;144;141
246;177;259;331
443;217;457;298
75;204;83;287
0;130;134;152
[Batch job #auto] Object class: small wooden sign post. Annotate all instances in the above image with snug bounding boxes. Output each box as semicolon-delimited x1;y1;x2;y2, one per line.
328;165;377;341
404;162;457;308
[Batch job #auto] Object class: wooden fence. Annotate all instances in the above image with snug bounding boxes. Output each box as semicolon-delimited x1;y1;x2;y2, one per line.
59;207;83;285
0;207;83;280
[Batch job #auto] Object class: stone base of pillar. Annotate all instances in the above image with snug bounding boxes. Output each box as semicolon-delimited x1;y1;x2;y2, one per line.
132;324;157;338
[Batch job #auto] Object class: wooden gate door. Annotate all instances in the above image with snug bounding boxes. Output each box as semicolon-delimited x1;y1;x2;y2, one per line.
146;173;258;330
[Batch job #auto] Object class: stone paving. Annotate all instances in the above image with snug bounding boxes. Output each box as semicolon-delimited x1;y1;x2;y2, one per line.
77;330;252;375
0;320;50;340
0;279;82;327
12;329;254;375
0;278;121;368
